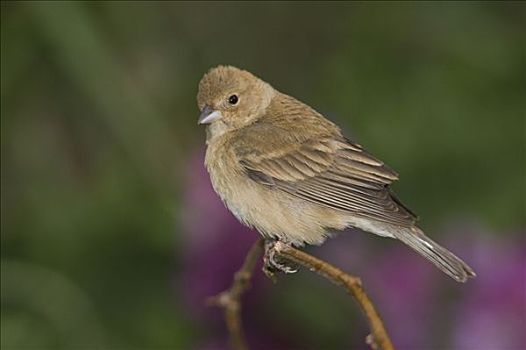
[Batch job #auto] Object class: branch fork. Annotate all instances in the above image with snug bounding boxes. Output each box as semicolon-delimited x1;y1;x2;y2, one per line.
208;238;395;350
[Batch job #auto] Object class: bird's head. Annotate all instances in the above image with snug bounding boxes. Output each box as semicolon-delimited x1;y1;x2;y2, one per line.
197;66;275;130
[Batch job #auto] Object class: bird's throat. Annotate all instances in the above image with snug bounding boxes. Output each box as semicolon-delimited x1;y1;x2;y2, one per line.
205;122;230;144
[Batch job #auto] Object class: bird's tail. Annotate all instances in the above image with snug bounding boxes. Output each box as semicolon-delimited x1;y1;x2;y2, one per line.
393;227;476;283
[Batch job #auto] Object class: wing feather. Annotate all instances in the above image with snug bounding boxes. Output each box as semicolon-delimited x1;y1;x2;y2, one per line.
238;133;417;228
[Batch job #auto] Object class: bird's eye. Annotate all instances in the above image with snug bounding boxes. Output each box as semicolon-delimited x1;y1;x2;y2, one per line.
228;94;238;105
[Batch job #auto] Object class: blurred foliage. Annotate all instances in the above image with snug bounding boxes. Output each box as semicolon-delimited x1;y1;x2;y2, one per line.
1;1;525;349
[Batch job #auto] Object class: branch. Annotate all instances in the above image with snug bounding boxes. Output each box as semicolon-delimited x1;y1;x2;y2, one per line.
208;238;395;350
207;238;264;350
269;241;395;350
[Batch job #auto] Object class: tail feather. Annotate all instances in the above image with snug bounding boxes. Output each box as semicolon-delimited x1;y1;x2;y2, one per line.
393;227;476;283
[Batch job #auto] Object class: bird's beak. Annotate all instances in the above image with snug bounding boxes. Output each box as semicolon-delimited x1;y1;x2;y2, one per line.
198;105;222;125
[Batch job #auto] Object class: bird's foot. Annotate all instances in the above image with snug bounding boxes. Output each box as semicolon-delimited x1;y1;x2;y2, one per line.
263;240;298;281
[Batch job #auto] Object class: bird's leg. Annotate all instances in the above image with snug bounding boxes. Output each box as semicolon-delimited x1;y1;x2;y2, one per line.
262;239;298;279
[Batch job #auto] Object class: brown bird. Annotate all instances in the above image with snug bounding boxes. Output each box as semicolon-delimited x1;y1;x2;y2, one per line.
197;65;476;282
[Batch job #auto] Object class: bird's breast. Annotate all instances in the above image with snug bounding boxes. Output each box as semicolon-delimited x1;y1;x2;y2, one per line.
204;137;252;223
204;134;285;231
203;135;347;246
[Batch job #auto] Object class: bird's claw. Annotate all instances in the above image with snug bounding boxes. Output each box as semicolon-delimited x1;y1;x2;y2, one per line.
263;240;298;280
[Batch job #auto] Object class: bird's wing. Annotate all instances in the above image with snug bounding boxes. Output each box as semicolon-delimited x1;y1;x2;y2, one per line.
235;125;417;227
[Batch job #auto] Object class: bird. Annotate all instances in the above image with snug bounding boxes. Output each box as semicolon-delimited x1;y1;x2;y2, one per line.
196;65;476;283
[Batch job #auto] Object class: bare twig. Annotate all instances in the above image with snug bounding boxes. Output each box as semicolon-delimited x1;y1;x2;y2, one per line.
208;238;395;350
269;241;395;350
207;238;265;350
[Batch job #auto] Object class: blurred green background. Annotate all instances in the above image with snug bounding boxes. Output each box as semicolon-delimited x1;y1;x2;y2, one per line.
1;2;525;350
